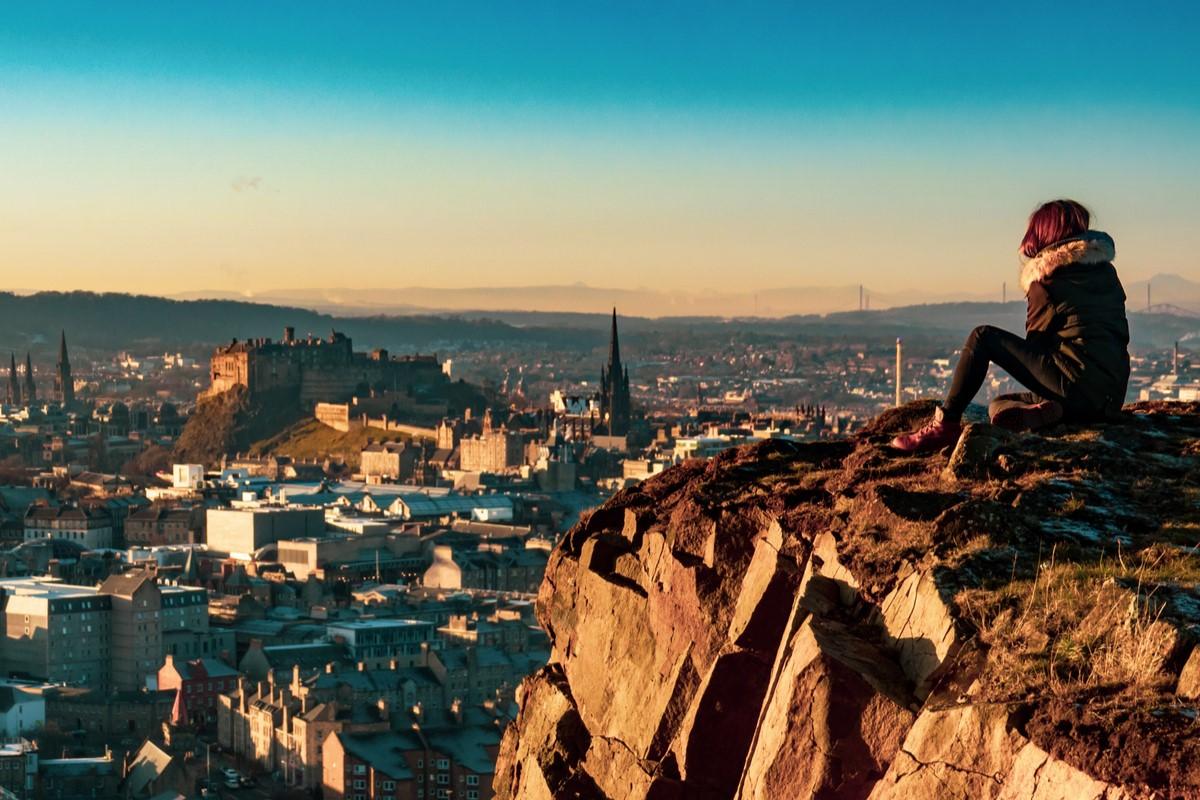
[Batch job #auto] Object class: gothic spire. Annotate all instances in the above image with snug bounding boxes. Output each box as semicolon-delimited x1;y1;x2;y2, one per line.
6;353;18;406
23;353;35;403
607;307;622;376
56;330;74;407
599;309;631;437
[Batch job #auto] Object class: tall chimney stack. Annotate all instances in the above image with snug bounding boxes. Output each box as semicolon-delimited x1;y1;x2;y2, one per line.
895;338;903;408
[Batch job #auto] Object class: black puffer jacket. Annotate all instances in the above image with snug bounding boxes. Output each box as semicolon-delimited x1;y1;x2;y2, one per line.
1021;230;1130;414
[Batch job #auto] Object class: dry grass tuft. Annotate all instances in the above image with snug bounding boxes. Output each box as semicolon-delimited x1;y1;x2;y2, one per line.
957;545;1194;700
1058;494;1086;516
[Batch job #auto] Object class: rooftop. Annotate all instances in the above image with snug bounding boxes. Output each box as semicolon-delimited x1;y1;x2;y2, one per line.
0;578;100;600
337;731;424;780
327;618;430;631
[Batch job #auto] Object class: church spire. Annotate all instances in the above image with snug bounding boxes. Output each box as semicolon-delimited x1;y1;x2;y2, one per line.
23;353;36;403
56;330;74;408
607;307;622;376
599;308;631;437
6;354;19;406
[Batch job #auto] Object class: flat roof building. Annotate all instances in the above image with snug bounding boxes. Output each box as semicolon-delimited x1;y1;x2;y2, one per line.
326;619;434;665
206;506;325;557
0;573;208;692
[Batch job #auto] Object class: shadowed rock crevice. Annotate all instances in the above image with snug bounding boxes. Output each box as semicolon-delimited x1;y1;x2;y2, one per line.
497;402;1200;800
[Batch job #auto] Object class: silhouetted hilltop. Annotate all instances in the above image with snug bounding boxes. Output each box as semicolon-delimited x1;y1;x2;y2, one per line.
0;291;1195;358
168;274;1200;319
0;291;567;357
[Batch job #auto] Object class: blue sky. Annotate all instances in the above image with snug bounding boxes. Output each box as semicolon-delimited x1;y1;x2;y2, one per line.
1;2;1197;295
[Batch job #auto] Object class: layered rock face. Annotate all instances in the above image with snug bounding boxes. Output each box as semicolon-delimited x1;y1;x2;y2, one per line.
495;402;1200;800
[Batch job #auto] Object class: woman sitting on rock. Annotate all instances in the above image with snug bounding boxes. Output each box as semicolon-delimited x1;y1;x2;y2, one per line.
892;199;1130;453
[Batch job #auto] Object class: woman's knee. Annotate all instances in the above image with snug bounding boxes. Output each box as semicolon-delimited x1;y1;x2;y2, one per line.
964;325;997;352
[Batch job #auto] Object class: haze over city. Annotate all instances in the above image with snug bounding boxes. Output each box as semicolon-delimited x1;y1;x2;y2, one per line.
3;1;1198;310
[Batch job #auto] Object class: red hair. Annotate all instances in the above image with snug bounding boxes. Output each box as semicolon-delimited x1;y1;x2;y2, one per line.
1020;199;1090;258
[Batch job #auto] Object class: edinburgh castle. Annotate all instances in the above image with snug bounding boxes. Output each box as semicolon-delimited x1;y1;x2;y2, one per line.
204;327;448;405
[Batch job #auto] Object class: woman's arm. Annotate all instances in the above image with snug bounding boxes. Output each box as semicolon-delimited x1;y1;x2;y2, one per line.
1025;282;1058;350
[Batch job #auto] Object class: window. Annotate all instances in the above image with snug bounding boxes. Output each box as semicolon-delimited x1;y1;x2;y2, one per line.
436;759;449;771
353;780;366;790
467;792;478;800
382;781;395;791
437;774;449;785
353;765;366;775
466;775;478;786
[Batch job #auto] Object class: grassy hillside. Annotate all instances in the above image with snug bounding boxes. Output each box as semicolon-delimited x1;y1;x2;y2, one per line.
248;418;417;469
172;387;305;466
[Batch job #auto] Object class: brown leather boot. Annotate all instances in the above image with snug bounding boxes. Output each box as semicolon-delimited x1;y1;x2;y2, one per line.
890;407;964;453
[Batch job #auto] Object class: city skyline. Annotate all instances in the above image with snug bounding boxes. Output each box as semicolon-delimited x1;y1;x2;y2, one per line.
2;2;1199;297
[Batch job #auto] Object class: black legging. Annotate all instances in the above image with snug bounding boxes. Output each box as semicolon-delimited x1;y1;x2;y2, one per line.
943;325;1070;420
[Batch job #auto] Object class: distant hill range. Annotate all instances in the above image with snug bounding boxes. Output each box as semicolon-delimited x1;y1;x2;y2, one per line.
170;274;1200;319
0;288;1197;362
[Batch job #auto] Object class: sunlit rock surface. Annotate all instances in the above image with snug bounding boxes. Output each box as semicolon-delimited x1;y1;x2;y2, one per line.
496;401;1200;799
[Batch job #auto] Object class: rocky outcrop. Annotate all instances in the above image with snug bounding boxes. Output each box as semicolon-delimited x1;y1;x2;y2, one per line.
496;401;1200;799
173;386;304;466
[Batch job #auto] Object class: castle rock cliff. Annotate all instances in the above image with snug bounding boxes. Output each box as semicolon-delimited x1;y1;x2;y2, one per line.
495;401;1200;800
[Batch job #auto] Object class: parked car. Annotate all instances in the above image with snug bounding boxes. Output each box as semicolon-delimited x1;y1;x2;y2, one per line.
196;778;222;797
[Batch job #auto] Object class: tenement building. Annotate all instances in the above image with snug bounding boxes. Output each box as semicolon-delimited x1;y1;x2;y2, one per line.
458;428;523;474
360;441;417;482
204;327;447;405
0;571;209;691
0;580;112;688
125;505;205;546
23;505;113;549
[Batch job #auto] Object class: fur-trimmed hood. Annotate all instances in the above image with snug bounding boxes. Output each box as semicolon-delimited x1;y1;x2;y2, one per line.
1019;230;1115;294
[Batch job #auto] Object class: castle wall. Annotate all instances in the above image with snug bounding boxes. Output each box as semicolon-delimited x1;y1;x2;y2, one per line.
205;332;447;407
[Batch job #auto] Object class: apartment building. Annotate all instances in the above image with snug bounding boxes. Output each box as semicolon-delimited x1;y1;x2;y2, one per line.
217;670;388;790
0;580;112;688
124;505;205;546
458;429;523;474
326;620;435;665
22;506;113;549
323;719;499;800
0;572;208;691
0;740;37;800
156;655;238;727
